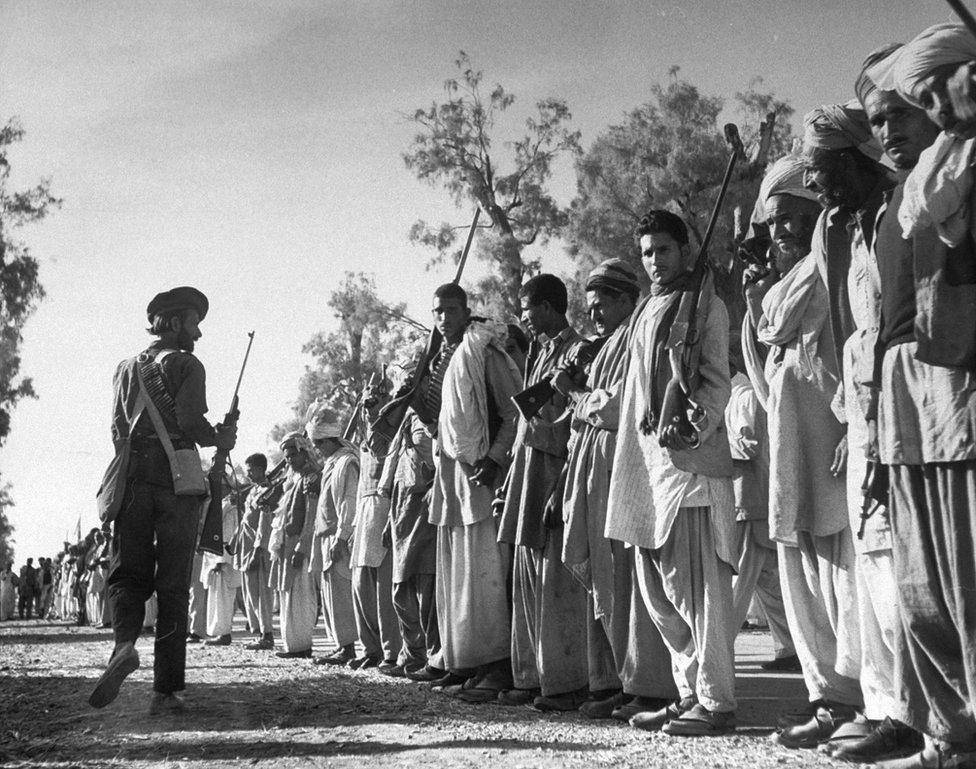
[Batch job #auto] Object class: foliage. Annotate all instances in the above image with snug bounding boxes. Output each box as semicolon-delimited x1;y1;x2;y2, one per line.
269;272;426;446
565;70;794;325
404;52;580;316
0;480;16;567
0;118;61;444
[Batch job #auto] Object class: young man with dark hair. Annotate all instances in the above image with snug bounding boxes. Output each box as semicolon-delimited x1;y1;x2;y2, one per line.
90;286;237;715
496;273;590;710
421;282;521;700
234;452;278;651
605;209;738;736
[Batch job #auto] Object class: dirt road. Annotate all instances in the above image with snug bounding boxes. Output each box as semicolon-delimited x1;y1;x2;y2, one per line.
0;617;848;768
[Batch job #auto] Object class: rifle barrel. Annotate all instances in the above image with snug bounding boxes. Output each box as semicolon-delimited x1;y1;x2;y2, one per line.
452;208;481;284
231;331;256;407
947;0;976;37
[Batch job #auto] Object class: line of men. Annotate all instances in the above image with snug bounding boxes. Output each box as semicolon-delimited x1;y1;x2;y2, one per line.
86;21;976;768
249;23;976;768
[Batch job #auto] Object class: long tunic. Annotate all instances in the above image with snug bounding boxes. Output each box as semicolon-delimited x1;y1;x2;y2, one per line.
562;322;630;620
385;412;436;582
605;289;736;566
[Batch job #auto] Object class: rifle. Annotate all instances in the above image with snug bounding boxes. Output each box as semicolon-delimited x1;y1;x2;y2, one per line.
366;207;481;456
343;372;379;443
947;0;976;37
646;124;745;445
511;335;608;422
198;331;255;556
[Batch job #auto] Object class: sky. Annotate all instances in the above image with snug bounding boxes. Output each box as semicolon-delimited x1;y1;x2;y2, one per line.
0;0;950;562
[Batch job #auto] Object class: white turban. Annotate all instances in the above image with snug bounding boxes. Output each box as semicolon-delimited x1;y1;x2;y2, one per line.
305;405;342;441
802;100;884;162
757;153;821;218
279;431;314;454
874;23;976;108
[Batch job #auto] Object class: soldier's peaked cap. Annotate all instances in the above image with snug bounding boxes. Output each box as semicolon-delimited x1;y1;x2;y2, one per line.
146;286;209;323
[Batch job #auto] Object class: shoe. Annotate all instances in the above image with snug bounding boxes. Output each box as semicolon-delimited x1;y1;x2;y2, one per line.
89;643;140;709
204;634;231;646
776;699;826;728
662;703;736;736
829;718;923;763
612;696;673;723
497;688;540;706
148;692;185;716
771;703;858;749
429;670;475;690
313;645;356;665
186;633;203;644
875;744;976;769
406;664;446;683
630;697;695;732
379;661;406;678
534;689;588;712
819;715;873;755
761;654;802;672
579;691;627;719
245;635;274;651
347;655;380;671
275;649;312;659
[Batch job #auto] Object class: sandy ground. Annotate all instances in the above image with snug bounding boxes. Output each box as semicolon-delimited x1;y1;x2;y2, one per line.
0;616;852;768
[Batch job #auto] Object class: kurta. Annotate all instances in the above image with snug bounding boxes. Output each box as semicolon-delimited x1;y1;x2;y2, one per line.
428;322;521;670
201;499;242;637
236;483;276;637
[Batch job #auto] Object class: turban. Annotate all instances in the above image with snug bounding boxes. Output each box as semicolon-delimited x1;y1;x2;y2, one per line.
585;258;641;300
279;431;313;454
878;23;976;108
756;153;821;217
802;100;884;162
855;42;903;106
146;286;208;323
305;406;342;441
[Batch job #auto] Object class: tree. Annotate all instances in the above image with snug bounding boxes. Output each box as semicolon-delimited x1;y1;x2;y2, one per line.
0;118;61;444
566;70;793;324
269;272;426;446
404;52;580;316
0;483;15;567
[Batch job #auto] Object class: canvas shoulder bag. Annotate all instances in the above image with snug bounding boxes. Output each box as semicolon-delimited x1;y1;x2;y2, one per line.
135;356;209;497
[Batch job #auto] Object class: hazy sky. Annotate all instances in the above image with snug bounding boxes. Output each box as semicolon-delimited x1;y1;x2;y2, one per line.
0;0;948;561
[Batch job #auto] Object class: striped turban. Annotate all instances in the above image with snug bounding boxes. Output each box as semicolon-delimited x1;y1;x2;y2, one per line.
855;42;903;106
802;100;884;162
279;431;314;454
585;258;641;301
305;406;342;441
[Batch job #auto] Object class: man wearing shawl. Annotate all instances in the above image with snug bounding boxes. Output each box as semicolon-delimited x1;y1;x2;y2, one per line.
863;29;976;769
235;453;279;651
267;432;321;659
558;259;680;722
495;274;591;711
420;283;520;699
349;393;403;672
604;210;736;736
201;490;242;645
747;107;883;749
305;406;361;667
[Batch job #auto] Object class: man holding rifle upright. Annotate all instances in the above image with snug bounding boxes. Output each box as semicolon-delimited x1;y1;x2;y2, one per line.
604;210;737;737
90;287;237;715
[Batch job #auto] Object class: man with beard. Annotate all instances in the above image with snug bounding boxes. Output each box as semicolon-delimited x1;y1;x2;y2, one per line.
496;274;591;711
90;286;237;714
863;26;976;769
559;259;681;723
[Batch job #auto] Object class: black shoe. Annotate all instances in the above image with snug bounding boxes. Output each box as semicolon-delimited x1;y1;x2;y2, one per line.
762;654;802;672
830;718;922;763
186;633;203;644
276;649;312;659
204;634;231;646
772;703;858;749
429;670;475;689
347;655;380;670
406;664;446;682
245;635;274;651
89;643;140;708
314;645;356;665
